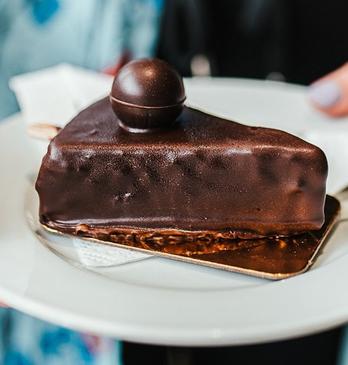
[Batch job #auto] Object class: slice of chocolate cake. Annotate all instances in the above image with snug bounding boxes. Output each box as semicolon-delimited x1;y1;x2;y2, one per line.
35;59;327;246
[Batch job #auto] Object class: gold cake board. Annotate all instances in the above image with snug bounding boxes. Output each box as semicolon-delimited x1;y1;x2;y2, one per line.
42;195;340;280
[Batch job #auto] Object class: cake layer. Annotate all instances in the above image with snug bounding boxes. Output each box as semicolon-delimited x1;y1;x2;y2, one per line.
36;97;328;238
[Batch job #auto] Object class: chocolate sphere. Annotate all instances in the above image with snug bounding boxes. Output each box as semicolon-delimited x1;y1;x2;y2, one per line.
110;58;186;132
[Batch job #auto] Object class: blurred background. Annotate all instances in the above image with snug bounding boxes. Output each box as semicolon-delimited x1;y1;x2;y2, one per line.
158;0;348;84
2;0;348;120
1;0;348;364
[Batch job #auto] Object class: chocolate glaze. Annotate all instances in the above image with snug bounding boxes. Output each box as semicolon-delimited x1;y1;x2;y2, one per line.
36;97;328;239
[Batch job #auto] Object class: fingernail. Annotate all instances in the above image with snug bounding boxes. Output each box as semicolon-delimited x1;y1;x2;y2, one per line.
308;80;342;108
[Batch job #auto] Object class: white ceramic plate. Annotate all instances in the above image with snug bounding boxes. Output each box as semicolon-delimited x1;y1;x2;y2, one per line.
1;79;348;347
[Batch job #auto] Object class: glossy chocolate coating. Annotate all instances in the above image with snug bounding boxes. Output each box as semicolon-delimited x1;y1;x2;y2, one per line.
36;98;328;239
110;58;185;131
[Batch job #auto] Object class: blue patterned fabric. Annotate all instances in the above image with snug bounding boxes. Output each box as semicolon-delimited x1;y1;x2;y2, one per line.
0;308;122;365
0;0;163;120
30;0;60;24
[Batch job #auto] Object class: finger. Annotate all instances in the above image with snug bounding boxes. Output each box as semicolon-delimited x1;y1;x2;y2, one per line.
308;63;348;117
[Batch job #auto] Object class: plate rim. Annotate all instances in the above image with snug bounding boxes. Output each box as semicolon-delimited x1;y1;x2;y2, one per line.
1;79;348;346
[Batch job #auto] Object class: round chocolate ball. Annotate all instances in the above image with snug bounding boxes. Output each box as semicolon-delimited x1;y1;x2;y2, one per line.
110;58;186;132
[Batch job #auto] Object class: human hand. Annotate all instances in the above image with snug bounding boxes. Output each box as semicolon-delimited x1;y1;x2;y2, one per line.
0;302;7;307
308;63;348;117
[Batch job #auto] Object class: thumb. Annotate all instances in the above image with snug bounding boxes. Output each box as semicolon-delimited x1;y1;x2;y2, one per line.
308;63;348;117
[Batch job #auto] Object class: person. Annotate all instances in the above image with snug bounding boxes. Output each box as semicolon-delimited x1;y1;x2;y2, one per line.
1;1;348;364
0;0;163;364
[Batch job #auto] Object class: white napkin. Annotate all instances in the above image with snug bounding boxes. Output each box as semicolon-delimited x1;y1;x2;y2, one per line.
304;130;348;195
72;238;151;268
10;63;113;127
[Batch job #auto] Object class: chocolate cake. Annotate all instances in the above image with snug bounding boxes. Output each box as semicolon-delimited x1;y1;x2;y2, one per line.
36;59;328;247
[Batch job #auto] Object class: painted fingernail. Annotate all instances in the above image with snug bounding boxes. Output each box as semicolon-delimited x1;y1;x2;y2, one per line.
308;80;342;108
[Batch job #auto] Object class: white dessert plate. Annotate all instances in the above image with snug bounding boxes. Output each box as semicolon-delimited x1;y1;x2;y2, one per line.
1;78;348;347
